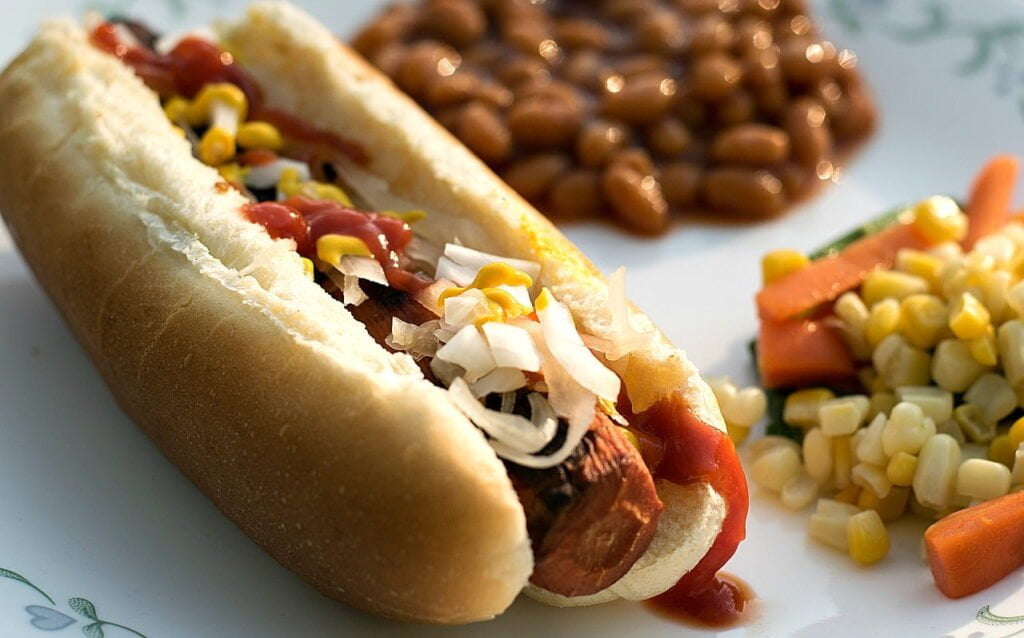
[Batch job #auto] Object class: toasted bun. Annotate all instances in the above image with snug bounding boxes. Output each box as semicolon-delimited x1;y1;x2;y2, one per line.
0;3;729;624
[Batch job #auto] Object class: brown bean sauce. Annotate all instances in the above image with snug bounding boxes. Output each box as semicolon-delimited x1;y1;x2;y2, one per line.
353;0;876;234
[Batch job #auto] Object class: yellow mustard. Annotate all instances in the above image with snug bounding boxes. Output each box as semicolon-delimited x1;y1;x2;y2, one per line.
439;263;534;323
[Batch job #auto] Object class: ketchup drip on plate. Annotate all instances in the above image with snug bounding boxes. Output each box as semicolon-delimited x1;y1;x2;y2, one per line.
89;23;367;165
627;394;752;627
244;197;429;293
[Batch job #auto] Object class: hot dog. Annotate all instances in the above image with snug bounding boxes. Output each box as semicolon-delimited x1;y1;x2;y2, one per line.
0;2;747;624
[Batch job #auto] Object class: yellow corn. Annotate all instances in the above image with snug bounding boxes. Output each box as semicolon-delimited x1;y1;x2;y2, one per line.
866;299;902;347
989;434;1017;468
847;510;890;565
999;320;1024;387
301;257;315;280
882;402;935;456
898;294;948;349
749;445;803;493
278;167;354;206
236;121;284;150
781;472;819;510
965;373;1017;426
949;292;991;340
216;163;248;185
1010;417;1024;449
834;434;854;490
833;484;862;505
932;339;989;393
762;249;809;285
896;249;943;291
954;403;995;443
969;326;999;366
852;463;892;498
858;485;910;522
868;392;896;420
1006;280;1024;318
895;386;953;424
886;452;917;486
727;423;750;445
956;458;1012;501
171;126;186;138
819;396;870;437
783;388;835;428
803;427;833;484
186;83;248;125
198;127;235;166
316;234;372;266
877;339;932;389
911;195;968;243
835;292;870;332
913;434;962;510
862;270;930;308
163;96;190;123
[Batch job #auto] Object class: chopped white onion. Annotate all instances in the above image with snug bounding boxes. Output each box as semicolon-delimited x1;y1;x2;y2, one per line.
490;409;589;469
537;295;621;402
430;358;463;387
342;275;367;307
442;289;493;329
444;244;541;281
603;267;656;360
448;378;549;451
435;256;478;286
471;368;528;398
413;278;454;318
499;392;517;413
434;327;457;344
405;236;444;272
338;255;387;286
386;318;440;357
526;320;598;433
482;322;541;372
245;159;311;190
498;284;533;311
435;325;496;382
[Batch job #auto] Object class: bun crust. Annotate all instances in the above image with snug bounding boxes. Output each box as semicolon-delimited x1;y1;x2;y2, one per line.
0;3;729;624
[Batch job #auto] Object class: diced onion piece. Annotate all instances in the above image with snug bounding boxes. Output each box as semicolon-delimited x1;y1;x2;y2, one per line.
498;284;533;311
443;289;495;329
490;409;588;469
429;358;463;387
435;325;496;383
338;255;387;286
482;322;541;372
499;392;516;413
245;158;310;189
435;256;478;286
526;320;598;432
405;236;443;272
471;368;528;398
342;275;367;307
604;267;656;360
536;291;621;402
448;378;547;451
386;318;440;358
414;278;455;317
444;243;541;281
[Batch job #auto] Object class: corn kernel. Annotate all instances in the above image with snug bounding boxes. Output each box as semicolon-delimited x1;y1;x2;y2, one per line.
300;257;315;280
954;403;995;443
981;270;1012;324
819;396;870;437
886;452;917;486
781;472;819;510
750;445;802;493
833;319;872;361
866;299;902;348
852;463;892;498
1012;418;1024;449
748;435;801;460
809;499;860;551
198;126;236;166
877;340;932;389
936;418;967;444
186;83;248;125
163;96;190;123
1006;280;1024;318
913;434;962;509
722;387;767;428
783;388;835;428
835;292;870;332
898;294;948;349
803;427;833;485
932;339;989;392
1012;446;1024;486
882;402;934;456
856;413;888;467
847;510;891;565
762;249;809;285
956;458;1012;501
727;423;750;445
911;195;968;243
834;434;854;490
862;270;930;308
989;434;1017;467
998;320;1024;388
706;376;737;406
833;484;862;505
237;120;284;151
969;325;999;366
964;373;1017;426
858;485;910;522
948;292;991;340
868;392;897;420
860;368;884;395
894;386;953;423
896;249;943;291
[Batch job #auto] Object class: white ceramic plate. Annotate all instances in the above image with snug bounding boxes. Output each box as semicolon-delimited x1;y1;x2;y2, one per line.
2;1;1024;636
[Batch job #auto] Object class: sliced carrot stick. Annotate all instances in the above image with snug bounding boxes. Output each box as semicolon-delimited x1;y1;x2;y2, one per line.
964;155;1019;250
924;490;1024;599
757;317;857;389
756;222;931;321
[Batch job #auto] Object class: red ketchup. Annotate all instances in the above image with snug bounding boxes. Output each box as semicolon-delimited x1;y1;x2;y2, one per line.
89;23;366;164
628;395;752;627
244;197;429;293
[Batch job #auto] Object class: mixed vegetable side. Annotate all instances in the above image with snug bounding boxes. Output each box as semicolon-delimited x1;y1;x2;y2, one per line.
741;155;1024;598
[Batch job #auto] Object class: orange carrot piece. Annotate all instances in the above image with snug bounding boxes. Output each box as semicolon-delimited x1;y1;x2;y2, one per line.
756;223;931;321
757;317;858;389
924;491;1024;599
964;155;1020;250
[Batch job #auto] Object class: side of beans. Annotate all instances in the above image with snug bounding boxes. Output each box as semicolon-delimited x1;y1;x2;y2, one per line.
353;0;876;232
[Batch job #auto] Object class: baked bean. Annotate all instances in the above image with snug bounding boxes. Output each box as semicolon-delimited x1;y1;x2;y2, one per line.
611;147;657;175
661;161;702;206
602;72;676;123
555;18;611;50
498;57;550;86
675;0;726;15
647;118;692;157
690;53;743;101
508;94;584;147
716;91;756;126
371;44;406;78
548;169;604;219
777;162;811;199
602;162;669;233
635;10;688;54
460;41;504;68
710;123;790;165
613;55;669;78
830;79;875;140
352;5;417;57
674;92;708;127
812;78;844;117
503;154;571;200
419;0;487;47
690;14;736;53
395;42;462;97
741;0;781;17
503;21;554;59
424;71;480;107
475;82;515;109
562;51;605;89
603;0;658;23
455;101;513;163
784;97;831;166
434;106;462;130
702;167;785;218
733;17;773;54
576;121;629;167
779;37;837;85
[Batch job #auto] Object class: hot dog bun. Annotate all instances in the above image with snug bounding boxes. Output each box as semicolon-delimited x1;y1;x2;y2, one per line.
0;2;729;624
